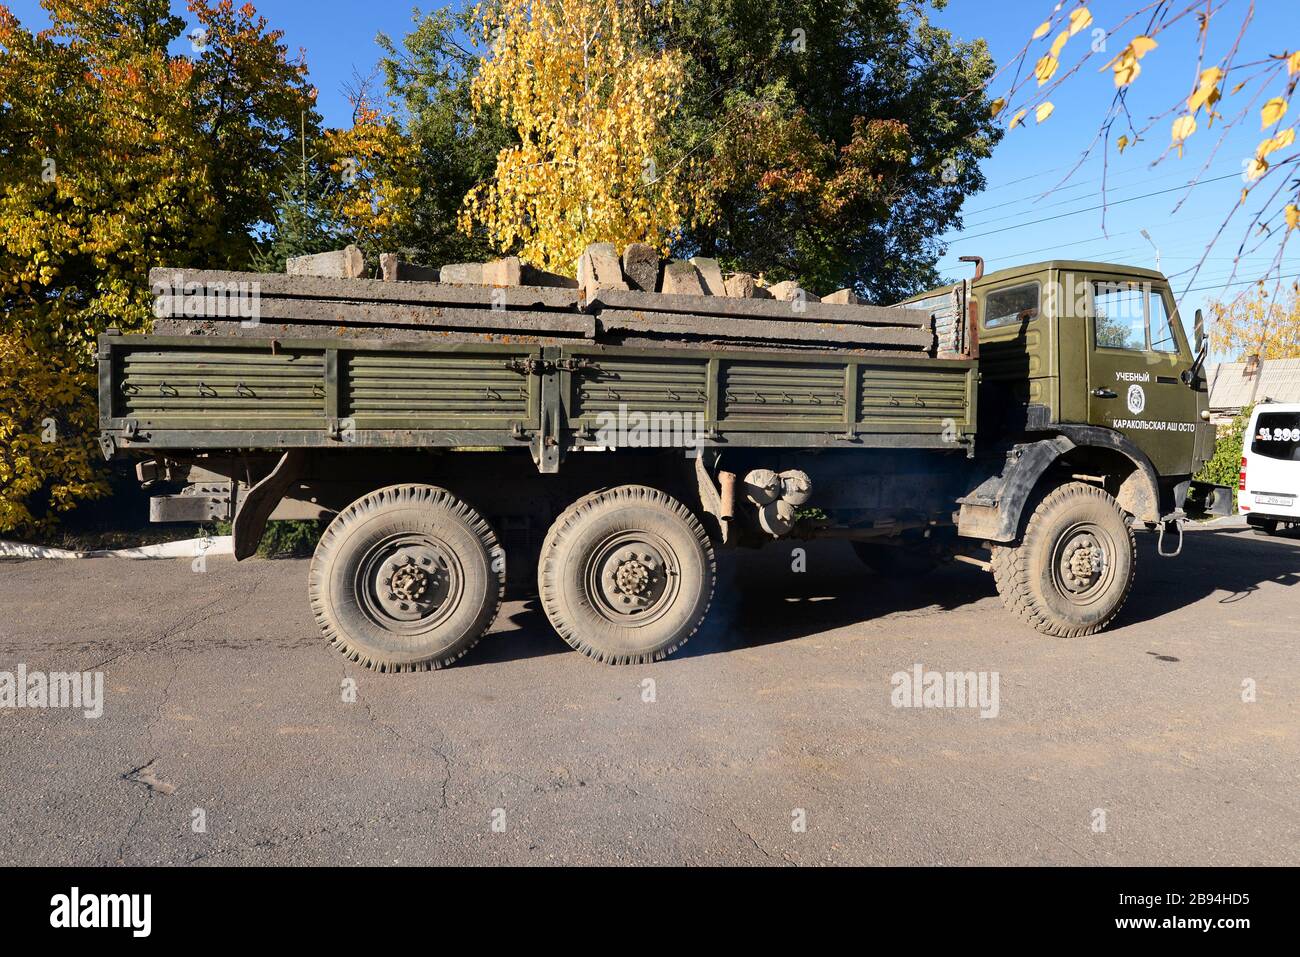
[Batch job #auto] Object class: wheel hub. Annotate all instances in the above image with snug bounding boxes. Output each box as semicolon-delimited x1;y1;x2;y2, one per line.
1058;532;1106;594
614;557;653;596
592;542;674;620
367;543;454;624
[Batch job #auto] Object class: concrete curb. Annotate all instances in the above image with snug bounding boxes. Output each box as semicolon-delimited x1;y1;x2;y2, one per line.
0;536;233;560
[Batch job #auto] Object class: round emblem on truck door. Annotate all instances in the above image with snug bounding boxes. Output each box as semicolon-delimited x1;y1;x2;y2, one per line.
1126;384;1146;415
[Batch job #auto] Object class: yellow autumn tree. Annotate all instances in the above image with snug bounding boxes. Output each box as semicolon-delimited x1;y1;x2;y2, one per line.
460;0;690;273
1209;286;1300;360
0;0;317;534
324;100;423;261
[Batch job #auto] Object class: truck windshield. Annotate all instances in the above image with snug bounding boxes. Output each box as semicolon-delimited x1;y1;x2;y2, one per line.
1252;412;1300;461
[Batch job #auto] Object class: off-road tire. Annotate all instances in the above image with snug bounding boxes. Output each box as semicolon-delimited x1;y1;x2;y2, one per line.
990;481;1135;638
309;484;504;671
538;485;715;664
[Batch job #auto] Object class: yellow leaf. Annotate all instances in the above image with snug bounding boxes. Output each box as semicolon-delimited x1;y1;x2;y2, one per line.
1187;67;1223;112
1035;54;1059;85
1009;108;1028;128
1257;128;1296;159
1036;101;1055;123
1050;30;1069;59
1244;157;1268;182
1288;51;1300;76
1171;115;1197;143
1261;97;1288;128
1130;36;1158;58
1286;203;1300;230
1117;134;1130;152
990;97;1006;118
1068;8;1093;36
1112;53;1141;88
1032;21;1051;40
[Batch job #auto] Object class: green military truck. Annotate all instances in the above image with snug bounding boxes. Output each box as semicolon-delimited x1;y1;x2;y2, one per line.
98;257;1227;671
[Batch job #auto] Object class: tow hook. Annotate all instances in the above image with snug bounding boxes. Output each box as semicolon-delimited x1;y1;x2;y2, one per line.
1156;516;1184;558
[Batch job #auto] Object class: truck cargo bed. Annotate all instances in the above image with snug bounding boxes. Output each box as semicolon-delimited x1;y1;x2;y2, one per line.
98;333;977;470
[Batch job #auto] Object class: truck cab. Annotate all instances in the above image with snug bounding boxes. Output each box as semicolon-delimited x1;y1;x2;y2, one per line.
908;260;1218;534
972;260;1209;478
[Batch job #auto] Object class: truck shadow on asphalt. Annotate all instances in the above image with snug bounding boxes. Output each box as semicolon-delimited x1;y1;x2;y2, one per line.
474;528;1300;663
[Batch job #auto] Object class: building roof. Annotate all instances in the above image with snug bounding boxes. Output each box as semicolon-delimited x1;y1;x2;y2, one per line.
1207;357;1300;411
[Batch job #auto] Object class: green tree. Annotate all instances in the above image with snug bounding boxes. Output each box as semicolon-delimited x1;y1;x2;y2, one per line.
1198;404;1253;509
661;0;1002;301
251;118;342;273
375;6;516;265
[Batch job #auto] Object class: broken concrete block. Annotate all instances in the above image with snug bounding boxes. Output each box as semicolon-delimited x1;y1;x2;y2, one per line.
767;280;820;303
823;288;859;305
576;242;629;299
660;260;706;296
724;272;756;298
287;245;365;279
689;257;726;296
440;262;486;284
380;254;440;282
482;256;523;287
622;243;660;292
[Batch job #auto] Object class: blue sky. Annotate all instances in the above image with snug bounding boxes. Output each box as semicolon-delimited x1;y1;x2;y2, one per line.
8;0;1298;343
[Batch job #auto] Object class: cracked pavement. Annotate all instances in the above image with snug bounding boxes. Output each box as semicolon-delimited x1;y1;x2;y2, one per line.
0;518;1297;865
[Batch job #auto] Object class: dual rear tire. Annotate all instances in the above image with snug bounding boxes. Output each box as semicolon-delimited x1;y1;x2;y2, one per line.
308;484;505;671
309;483;714;670
537;486;715;664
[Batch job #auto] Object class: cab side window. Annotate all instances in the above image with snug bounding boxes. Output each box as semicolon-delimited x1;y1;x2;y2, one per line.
1092;282;1147;350
984;282;1040;328
1149;291;1179;352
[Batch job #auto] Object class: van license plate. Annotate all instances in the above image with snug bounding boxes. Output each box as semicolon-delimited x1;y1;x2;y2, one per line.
1255;494;1294;507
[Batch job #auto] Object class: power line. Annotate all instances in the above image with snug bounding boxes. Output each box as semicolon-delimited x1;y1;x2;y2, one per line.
1181;273;1300;293
951;170;1249;242
957;159;1234;224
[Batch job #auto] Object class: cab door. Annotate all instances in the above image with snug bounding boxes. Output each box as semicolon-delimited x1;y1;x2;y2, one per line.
1086;275;1198;475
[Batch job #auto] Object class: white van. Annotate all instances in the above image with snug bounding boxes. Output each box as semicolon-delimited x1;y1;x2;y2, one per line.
1241;402;1300;535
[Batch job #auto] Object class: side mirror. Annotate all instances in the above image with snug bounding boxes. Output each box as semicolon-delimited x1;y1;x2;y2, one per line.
1194;308;1205;352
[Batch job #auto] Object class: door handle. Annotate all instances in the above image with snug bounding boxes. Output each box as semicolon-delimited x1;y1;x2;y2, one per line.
1091;388;1117;399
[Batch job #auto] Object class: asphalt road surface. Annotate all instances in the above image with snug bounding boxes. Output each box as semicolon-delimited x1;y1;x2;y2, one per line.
1;518;1296;866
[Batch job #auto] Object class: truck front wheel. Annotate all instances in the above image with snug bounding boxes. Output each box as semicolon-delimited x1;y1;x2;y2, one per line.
990;481;1135;638
308;484;505;671
538;486;715;664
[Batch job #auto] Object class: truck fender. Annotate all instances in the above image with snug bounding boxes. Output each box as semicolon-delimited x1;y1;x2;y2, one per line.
957;436;1075;543
1050;424;1164;523
956;430;1163;543
232;450;308;561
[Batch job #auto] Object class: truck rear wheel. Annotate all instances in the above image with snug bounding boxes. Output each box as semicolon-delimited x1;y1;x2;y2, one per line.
308;484;505;671
538;486;715;664
990;481;1135;638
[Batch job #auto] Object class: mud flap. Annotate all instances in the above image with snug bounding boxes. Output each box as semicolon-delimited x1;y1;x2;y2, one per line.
232;450;307;561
